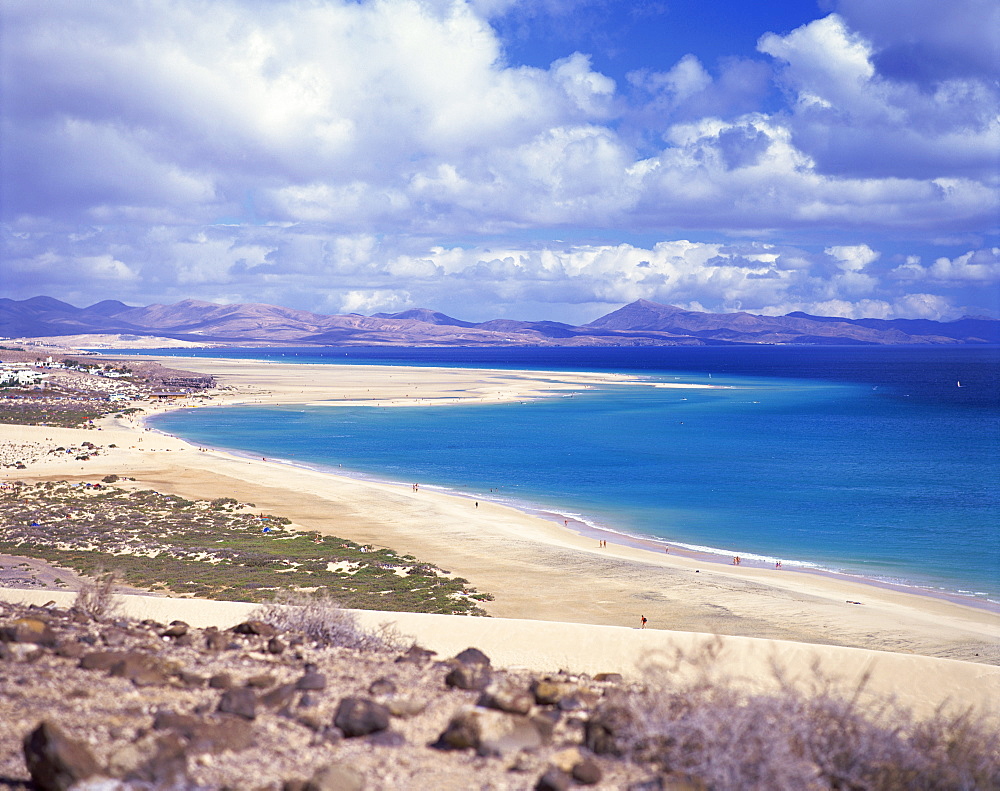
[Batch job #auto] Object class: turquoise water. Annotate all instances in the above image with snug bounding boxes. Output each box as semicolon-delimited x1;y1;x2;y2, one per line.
147;347;999;604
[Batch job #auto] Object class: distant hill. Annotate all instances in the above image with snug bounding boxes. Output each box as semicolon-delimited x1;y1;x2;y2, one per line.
2;295;997;347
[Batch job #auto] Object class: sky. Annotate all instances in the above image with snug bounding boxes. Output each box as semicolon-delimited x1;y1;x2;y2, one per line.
2;0;998;324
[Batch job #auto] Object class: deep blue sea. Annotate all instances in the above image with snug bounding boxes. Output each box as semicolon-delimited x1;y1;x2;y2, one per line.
133;346;1000;604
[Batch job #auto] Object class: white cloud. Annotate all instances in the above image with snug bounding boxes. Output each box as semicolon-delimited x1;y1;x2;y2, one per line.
1;0;997;322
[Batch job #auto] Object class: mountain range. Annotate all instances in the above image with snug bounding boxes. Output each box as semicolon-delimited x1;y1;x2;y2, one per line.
2;295;998;347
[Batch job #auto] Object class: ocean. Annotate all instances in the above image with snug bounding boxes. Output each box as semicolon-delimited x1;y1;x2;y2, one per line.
136;345;1000;605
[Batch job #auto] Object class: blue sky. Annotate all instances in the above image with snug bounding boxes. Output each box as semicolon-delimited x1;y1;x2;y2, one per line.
2;0;998;323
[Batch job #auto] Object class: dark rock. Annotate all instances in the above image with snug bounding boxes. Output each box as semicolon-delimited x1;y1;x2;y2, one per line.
54;641;86;659
204;628;227;651
124;732;188;785
79;650;128;672
395;644;436;665
333;697;390;738
108;653;169;686
260;683;298;710
453;647;490;667
208;673;233;689
594;672;623;683
246;673;276;689
368;677;396;697
479;684;533;715
177;671;206;687
298;691;320;708
435;709;543;755
217;687;257;720
186;717;256;754
572;758;603;785
585;704;633;756
296;671;327;691
23;721;101;791
267;636;286;654
435;711;480;750
1;617;57;646
531;678;575;706
162;621;188;638
535;767;571;791
233;619;276;637
557;695;584;712
445;663;492;691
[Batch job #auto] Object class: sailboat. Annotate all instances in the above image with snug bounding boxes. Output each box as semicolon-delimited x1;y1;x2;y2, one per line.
957;381;962;387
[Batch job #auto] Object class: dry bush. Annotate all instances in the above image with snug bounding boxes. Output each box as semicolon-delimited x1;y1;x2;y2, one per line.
73;569;121;621
250;591;408;652
591;644;1000;791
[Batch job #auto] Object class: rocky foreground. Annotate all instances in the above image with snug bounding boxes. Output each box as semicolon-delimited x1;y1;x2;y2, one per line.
2;595;998;791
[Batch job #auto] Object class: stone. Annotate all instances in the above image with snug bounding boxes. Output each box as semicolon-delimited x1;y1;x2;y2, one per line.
79;651;128;672
267;636;286;654
453;647;490;667
305;763;365;791
2;617;57;646
395;645;436;665
368;677;396;697
245;673;276;689
572;758;603;785
232;620;276;638
333;697;390;738
585;705;633;756
54;641;86;659
436;709;544;756
162;622;188;638
108;654;168;687
208;673;233;689
436;711;480;750
217;688;257;720
386;697;426;718
296;671;326;691
535;767;571;791
23;721;101;791
531;679;575;706
479;683;533;715
204;628;227;651
594;672;623;683
445;663;491;691
260;683;298;710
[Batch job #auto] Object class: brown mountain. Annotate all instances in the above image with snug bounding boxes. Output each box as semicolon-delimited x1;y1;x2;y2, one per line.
1;296;997;346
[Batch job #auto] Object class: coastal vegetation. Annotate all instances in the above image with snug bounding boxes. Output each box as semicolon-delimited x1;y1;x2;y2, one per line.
0;480;490;614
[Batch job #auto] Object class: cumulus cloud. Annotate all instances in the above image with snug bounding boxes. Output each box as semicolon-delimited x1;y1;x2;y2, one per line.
1;0;997;321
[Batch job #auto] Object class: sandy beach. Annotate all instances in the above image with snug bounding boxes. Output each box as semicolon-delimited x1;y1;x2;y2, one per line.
3;355;998;720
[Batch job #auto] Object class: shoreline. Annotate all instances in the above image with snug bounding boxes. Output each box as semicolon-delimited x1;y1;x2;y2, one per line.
3;354;998;668
140;357;997;614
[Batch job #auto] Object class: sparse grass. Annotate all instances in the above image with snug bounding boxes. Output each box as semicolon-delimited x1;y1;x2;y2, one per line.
0;480;490;614
588;644;1000;791
72;568;120;621
250;590;408;652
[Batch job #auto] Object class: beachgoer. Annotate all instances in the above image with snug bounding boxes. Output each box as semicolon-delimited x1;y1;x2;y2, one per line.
640;615;647;629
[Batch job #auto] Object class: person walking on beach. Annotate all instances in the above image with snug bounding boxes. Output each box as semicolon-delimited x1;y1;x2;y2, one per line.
640;615;647;629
